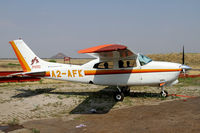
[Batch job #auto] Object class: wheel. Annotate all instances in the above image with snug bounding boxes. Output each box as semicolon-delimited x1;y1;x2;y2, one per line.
160;90;168;97
114;92;124;101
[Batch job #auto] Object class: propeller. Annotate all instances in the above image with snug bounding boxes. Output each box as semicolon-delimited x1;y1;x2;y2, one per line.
180;45;191;75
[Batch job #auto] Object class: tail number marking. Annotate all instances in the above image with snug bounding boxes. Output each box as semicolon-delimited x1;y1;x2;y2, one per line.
51;70;83;78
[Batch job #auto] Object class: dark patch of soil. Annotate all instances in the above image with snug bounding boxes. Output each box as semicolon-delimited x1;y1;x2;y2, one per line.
0;125;24;133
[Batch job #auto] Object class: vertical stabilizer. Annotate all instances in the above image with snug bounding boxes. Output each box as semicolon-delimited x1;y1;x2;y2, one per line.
9;40;44;72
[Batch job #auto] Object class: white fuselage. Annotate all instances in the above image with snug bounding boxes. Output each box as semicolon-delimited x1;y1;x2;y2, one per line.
46;61;181;87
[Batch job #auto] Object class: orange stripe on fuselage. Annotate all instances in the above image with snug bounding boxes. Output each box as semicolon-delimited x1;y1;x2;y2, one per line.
84;69;181;75
9;41;31;72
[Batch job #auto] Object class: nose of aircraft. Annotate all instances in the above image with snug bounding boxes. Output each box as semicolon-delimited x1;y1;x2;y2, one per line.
181;64;192;71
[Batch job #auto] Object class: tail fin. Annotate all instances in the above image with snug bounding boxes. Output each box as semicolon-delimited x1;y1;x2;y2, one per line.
9;39;45;72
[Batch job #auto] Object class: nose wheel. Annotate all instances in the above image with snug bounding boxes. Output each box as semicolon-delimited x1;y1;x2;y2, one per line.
160;90;168;97
160;82;168;98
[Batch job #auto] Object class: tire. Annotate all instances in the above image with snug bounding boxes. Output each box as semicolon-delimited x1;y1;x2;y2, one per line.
160;90;168;97
114;92;124;102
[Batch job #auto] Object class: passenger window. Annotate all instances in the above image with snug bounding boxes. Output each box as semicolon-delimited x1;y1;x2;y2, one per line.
118;60;124;68
118;60;136;68
93;62;113;69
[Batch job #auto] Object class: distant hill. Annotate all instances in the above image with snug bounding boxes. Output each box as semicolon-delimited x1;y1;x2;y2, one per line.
51;53;68;59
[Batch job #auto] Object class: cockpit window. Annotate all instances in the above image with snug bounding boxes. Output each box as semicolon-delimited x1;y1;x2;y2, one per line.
138;54;152;66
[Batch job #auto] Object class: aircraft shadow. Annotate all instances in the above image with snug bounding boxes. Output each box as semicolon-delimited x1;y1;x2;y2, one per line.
70;87;116;114
131;92;161;98
12;88;56;98
12;87;161;114
69;91;161;114
12;87;117;114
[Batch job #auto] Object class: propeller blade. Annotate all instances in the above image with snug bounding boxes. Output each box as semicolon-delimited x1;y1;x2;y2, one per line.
182;45;185;65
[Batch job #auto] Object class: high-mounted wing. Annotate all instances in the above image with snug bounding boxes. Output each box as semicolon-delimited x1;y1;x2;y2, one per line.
78;44;136;61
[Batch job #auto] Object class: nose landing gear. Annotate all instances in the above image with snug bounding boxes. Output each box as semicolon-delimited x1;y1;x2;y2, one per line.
160;82;168;98
160;90;168;97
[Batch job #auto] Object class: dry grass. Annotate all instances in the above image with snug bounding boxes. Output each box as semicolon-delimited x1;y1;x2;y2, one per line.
148;53;200;67
0;58;92;71
0;60;22;71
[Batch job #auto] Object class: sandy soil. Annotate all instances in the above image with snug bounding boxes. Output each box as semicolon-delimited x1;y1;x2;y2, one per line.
0;81;104;124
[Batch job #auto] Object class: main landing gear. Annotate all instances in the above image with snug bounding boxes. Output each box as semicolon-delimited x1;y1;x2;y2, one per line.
114;86;130;102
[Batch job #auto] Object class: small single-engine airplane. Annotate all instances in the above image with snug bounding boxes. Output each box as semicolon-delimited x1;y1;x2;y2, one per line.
9;39;191;101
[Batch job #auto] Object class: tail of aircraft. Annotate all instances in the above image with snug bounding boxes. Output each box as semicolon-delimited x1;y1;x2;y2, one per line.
9;39;52;72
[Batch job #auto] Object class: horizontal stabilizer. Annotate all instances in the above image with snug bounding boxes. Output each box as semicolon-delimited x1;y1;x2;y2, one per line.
10;71;50;77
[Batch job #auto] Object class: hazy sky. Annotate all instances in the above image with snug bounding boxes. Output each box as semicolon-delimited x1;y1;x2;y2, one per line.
0;0;200;58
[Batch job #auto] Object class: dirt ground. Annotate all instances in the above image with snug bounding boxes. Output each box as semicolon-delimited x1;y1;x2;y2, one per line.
23;97;200;133
0;79;200;133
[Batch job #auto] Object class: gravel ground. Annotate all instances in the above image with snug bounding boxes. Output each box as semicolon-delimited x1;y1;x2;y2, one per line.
0;80;200;133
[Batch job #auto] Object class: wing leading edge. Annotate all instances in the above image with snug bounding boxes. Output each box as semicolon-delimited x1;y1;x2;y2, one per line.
78;44;136;61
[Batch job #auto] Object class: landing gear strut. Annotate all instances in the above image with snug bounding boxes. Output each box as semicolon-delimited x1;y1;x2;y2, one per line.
114;86;130;102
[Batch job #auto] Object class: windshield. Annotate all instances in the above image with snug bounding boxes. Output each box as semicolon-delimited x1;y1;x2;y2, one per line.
138;54;152;66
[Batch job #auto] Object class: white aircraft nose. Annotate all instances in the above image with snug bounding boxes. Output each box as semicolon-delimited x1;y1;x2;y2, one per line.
181;64;192;71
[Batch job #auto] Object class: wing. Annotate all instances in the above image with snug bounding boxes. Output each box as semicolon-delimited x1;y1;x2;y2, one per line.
78;44;137;61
